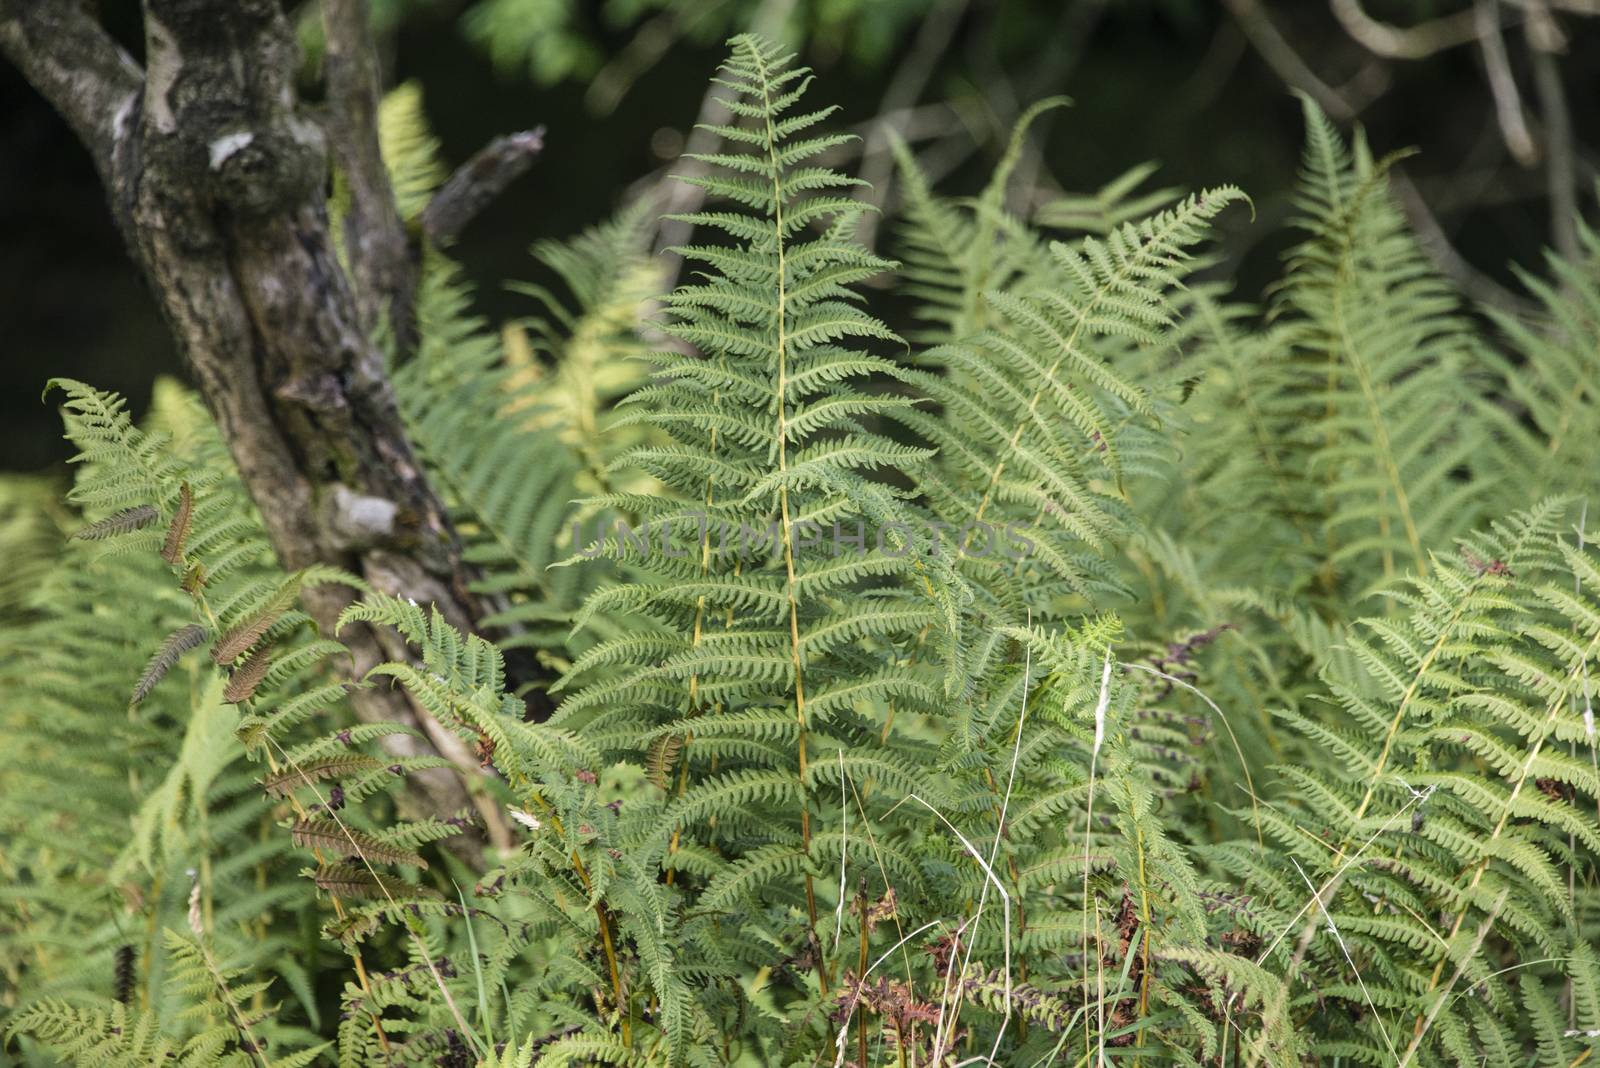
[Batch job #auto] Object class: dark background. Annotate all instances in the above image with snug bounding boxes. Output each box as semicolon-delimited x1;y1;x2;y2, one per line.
4;0;1596;470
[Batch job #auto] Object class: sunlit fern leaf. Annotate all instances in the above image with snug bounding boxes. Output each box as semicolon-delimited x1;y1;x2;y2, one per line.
377;80;448;222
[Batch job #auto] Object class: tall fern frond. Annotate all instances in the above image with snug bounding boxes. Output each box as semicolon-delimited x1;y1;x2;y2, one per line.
1479;215;1600;506
1273;95;1489;587
893;184;1245;617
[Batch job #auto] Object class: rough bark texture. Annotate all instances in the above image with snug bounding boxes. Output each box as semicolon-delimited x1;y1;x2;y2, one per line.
323;0;416;350
0;0;542;849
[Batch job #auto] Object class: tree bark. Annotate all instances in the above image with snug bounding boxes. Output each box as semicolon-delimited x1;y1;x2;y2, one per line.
0;0;540;849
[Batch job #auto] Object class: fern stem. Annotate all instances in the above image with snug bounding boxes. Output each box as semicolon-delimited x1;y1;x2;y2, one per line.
197;935;273;1068
489;762;632;1046
666;390;725;886
754;43;827;995
1133;822;1153;1053
595;899;632;1043
856;883;869;1068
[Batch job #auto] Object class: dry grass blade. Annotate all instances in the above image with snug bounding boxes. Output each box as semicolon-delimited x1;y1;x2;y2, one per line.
130;623;209;705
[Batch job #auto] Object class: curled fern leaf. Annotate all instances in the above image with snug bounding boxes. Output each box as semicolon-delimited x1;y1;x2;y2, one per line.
130;623;209;705
72;504;158;541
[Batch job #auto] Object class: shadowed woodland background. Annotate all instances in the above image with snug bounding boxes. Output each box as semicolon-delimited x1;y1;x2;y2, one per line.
2;0;1598;471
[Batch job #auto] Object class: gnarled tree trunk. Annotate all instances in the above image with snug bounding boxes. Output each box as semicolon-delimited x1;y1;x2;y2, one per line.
0;0;544;848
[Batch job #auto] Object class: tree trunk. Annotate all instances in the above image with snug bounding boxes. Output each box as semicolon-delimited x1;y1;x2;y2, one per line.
0;0;542;848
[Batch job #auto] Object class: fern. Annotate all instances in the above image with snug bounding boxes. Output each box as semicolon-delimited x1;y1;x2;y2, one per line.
1274;96;1489;586
558;40;963;1014
10;32;1600;1068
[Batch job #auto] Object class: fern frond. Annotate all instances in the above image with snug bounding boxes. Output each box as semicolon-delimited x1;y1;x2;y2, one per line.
132;623;211;705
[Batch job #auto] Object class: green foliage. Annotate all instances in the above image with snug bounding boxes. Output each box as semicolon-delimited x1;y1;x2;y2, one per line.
7;34;1600;1068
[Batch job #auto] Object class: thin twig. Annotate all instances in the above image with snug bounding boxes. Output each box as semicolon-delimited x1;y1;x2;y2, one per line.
1389;166;1542;315
855;0;969;250
1221;0;1358;120
421;128;546;247
1329;0;1481;58
1476;0;1540;165
1525;2;1581;262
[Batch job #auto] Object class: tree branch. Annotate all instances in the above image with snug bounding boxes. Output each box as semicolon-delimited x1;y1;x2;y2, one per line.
1525;0;1580;262
1225;0;1545;316
1221;0;1357;119
0;0;143;191
1389;167;1540;316
1476;0;1540;166
1328;0;1480;59
3;0;548;848
420;128;546;246
323;0;415;350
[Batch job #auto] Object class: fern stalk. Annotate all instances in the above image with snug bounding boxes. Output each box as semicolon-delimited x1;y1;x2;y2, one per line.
751;42;830;994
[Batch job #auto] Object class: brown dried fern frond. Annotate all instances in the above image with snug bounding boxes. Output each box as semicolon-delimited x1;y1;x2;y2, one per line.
261;755;384;798
212;584;299;664
161;482;193;564
131;623;209;705
647;732;684;789
292;818;428;869
73;505;158;541
223;644;274;703
313;862;441;900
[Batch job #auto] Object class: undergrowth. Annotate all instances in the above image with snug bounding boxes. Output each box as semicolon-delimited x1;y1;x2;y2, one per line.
4;34;1600;1068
